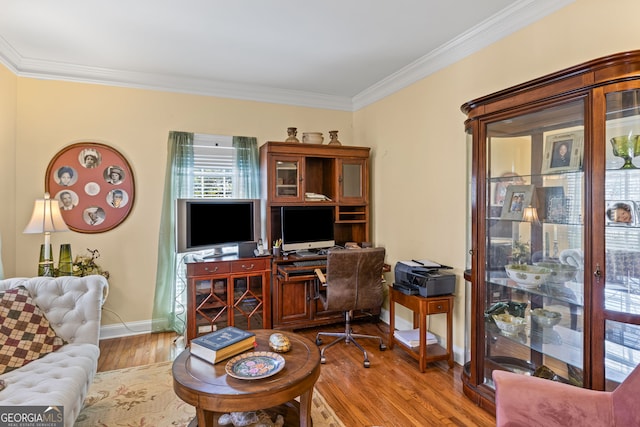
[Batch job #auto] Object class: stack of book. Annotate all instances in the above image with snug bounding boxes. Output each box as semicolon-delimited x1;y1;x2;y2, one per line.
394;328;438;348
190;326;256;364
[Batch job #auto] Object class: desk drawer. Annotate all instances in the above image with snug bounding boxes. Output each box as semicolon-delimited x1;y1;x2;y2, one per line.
427;299;450;314
187;262;230;276
231;258;269;273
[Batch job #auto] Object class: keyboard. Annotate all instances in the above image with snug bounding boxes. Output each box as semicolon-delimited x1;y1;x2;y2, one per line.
293;259;327;267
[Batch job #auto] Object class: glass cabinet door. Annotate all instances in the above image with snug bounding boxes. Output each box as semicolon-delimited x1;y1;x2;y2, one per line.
232;274;264;329
483;99;585;388
273;156;302;201
194;278;230;334
338;158;366;203
602;87;640;389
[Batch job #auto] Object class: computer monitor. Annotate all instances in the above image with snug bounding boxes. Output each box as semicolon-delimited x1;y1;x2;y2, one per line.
280;205;335;253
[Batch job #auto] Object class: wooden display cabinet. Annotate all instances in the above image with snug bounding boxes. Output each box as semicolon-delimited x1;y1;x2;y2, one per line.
462;50;640;413
260;141;370;248
260;141;373;330
185;256;271;344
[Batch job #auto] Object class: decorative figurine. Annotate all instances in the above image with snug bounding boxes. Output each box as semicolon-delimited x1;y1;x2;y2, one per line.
285;127;300;143
328;130;341;145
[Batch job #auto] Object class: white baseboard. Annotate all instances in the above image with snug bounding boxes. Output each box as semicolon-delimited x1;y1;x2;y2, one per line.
99;319;153;340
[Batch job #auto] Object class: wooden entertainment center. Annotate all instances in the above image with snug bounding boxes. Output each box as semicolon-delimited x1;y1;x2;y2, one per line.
185;141;375;340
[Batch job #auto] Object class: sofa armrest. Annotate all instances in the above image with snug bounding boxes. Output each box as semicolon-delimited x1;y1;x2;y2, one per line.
0;275;108;345
493;370;615;427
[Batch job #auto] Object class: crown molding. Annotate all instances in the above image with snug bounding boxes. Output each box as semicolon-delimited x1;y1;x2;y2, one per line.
352;0;575;111
0;0;573;112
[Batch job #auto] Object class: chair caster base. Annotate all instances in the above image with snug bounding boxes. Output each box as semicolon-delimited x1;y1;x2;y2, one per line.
380;343;387;351
320;356;326;364
364;360;371;368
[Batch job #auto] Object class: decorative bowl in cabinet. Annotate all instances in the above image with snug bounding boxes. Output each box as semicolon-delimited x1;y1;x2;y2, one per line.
505;264;552;288
534;262;578;284
492;313;527;336
531;308;562;328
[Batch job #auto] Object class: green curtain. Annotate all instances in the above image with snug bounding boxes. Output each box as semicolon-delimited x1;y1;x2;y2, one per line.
152;131;194;333
232;136;260;199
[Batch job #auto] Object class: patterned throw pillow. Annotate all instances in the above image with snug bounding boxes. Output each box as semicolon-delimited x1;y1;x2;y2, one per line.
0;286;66;374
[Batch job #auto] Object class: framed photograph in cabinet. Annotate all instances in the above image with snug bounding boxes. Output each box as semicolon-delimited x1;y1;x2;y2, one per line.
537;186;568;223
542;131;584;173
606;201;637;226
500;185;535;221
45;142;135;233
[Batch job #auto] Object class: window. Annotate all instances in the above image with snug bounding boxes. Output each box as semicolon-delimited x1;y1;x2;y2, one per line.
192;134;234;198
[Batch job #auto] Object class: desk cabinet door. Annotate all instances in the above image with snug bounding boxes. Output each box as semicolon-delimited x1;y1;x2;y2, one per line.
273;277;311;327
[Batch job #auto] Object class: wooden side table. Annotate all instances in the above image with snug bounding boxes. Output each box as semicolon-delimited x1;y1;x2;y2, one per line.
173;329;321;427
388;287;454;372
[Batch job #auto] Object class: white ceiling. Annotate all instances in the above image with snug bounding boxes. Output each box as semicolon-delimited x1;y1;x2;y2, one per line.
0;0;572;111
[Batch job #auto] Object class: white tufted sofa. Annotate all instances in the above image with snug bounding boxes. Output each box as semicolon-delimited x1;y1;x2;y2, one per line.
0;275;108;427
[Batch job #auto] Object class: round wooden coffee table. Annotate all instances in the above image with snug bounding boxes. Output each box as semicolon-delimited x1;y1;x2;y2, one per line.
173;329;321;427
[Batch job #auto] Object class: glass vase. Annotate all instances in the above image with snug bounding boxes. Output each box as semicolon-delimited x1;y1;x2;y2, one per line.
38;243;54;277
58;244;73;276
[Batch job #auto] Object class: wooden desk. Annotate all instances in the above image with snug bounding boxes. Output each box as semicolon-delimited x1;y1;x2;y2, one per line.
173;329;321;427
388;287;454;372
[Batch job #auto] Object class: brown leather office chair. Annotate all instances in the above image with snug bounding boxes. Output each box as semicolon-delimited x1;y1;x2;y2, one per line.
314;247;387;368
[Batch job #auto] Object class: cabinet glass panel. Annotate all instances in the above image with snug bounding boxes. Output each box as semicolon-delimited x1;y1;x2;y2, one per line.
342;162;363;198
232;275;264;329
603;89;640;387
195;278;229;334
276;159;299;197
484;99;585;387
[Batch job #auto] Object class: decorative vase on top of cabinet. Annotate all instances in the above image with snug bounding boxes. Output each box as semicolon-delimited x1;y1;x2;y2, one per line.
462;50;640;413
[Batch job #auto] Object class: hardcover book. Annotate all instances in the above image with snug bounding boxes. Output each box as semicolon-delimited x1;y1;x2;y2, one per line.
190;326;256;364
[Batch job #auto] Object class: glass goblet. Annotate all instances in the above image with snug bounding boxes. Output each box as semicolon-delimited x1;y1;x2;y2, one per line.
611;135;640;169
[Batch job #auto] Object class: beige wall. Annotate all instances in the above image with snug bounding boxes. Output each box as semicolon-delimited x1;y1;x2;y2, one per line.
356;0;640;354
11;79;352;330
0;64;17;278
1;0;639;357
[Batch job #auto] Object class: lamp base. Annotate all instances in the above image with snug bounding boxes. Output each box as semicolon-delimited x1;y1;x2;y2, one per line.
38;244;54;276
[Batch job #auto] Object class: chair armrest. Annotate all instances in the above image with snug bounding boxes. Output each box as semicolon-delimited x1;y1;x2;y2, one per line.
315;268;326;284
493;370;614;427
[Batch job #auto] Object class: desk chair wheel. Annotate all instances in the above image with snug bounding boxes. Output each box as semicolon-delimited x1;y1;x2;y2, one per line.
380;343;387;351
364;359;371;368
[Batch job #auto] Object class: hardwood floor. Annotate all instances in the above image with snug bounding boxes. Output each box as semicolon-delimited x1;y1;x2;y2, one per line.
97;322;496;426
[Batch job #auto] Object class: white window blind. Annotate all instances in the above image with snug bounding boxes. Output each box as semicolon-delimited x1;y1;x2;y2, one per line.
192;134;234;198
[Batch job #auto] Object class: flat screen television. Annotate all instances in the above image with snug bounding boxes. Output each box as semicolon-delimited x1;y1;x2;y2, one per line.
176;199;261;255
280;205;335;253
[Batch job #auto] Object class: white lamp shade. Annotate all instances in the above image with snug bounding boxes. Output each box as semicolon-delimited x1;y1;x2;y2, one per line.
23;193;70;234
522;205;540;225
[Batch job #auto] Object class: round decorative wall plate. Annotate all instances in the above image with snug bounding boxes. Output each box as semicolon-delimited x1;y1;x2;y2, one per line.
45;142;135;233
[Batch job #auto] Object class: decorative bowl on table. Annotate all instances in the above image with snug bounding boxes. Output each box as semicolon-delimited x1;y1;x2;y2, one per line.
531;308;562;328
492;313;527;336
504;264;552;288
534;262;578;284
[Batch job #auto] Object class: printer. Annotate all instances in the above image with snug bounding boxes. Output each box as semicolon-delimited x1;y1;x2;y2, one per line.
394;260;456;297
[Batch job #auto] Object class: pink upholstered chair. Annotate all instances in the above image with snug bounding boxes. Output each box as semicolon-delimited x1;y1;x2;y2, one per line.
493;363;640;426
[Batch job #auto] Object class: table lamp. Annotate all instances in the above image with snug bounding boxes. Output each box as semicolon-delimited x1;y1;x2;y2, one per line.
23;192;69;276
522;205;540;225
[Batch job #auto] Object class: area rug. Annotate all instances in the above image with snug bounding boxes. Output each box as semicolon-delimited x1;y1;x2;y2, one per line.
75;361;344;427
